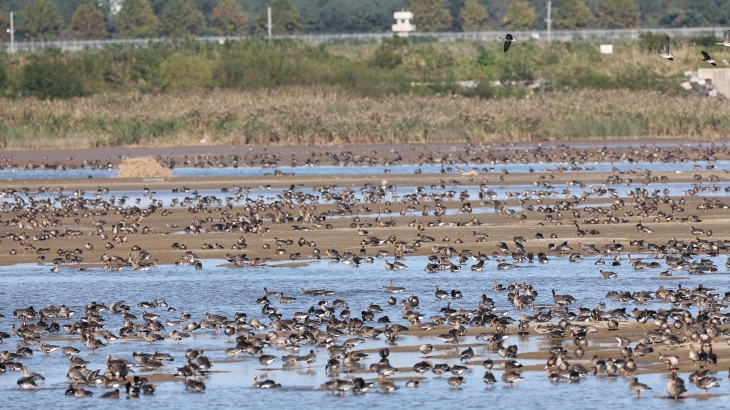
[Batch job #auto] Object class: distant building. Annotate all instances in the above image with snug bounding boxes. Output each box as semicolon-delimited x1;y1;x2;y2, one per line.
392;11;415;36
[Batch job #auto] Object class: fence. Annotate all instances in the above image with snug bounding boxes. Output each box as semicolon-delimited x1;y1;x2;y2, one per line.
3;27;728;53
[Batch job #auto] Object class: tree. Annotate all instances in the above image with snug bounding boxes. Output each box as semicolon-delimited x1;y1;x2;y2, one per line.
70;4;107;39
553;0;592;30
459;0;489;32
410;0;452;32
255;0;301;35
211;0;249;36
659;10;707;28
595;0;640;29
0;10;9;41
502;1;535;31
19;0;64;41
117;0;158;38
161;0;206;37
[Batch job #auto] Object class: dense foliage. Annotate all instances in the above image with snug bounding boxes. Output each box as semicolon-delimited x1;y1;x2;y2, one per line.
0;0;729;41
0;34;715;101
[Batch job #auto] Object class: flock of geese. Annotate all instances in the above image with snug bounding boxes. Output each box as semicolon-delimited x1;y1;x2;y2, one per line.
1;143;730;402
0;141;728;176
0;264;729;399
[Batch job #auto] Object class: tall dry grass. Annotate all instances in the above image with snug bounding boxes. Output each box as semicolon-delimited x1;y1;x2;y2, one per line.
1;87;728;149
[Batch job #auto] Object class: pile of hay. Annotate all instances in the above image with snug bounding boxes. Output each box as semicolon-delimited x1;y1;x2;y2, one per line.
116;157;173;178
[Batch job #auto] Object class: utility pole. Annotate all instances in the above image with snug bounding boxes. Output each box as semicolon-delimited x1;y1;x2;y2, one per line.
267;7;272;40
9;12;14;54
546;2;552;40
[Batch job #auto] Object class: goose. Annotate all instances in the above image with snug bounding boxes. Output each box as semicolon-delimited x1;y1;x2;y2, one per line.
600;270;617;278
38;343;59;354
413;361;431;377
83;335;105;353
502;371;524;386
125;381;140;397
420;344;433;358
185;378;206;392
258;352;276;369
169;330;190;345
66;385;94;397
100;389;120;398
498;33;517;52
695;374;720;394
657;35;673;61
371;362;398;379
17;367;44;389
253;375;281;388
605;359;618;377
434;285;448;299
699;51;717;66
297;350;317;367
383;280;405;293
447;376;465;388
658;352;680;370
551;289;576;306
432;363;450;376
174;364;194;380
460;347;474;362
667;373;687;400
380;380;397;392
196;352;212;370
716;30;730;46
143;332;164;344
483;370;496;387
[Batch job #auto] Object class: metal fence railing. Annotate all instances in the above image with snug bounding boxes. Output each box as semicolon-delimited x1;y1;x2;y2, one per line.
3;27;728;53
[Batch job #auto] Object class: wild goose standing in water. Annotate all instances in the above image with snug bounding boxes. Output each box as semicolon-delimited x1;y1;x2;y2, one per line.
186;378;206;392
667;373;687;400
17;366;44;389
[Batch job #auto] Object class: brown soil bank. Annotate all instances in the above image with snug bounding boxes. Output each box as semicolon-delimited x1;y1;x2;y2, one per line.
116;157;173;178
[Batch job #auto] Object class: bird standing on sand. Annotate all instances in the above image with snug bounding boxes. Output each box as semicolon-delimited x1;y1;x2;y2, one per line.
499;34;517;52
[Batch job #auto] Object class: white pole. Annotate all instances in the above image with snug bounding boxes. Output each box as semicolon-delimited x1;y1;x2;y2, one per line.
546;2;552;40
9;12;14;53
267;7;272;39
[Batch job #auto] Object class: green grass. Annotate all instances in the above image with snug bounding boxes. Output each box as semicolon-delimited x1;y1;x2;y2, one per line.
0;36;717;102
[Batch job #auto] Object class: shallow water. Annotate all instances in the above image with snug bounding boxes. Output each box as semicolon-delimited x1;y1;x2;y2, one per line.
1;147;730;409
1;252;729;409
1;159;728;180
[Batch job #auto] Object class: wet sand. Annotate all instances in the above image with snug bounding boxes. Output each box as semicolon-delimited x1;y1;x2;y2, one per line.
1;169;729;268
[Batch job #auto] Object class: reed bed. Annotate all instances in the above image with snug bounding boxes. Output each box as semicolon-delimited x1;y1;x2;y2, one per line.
0;87;728;149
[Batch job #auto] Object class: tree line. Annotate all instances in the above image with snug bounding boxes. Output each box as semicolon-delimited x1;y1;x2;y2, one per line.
0;0;727;41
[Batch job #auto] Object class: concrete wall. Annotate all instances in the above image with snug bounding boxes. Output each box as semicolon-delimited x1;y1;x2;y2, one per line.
699;68;730;98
